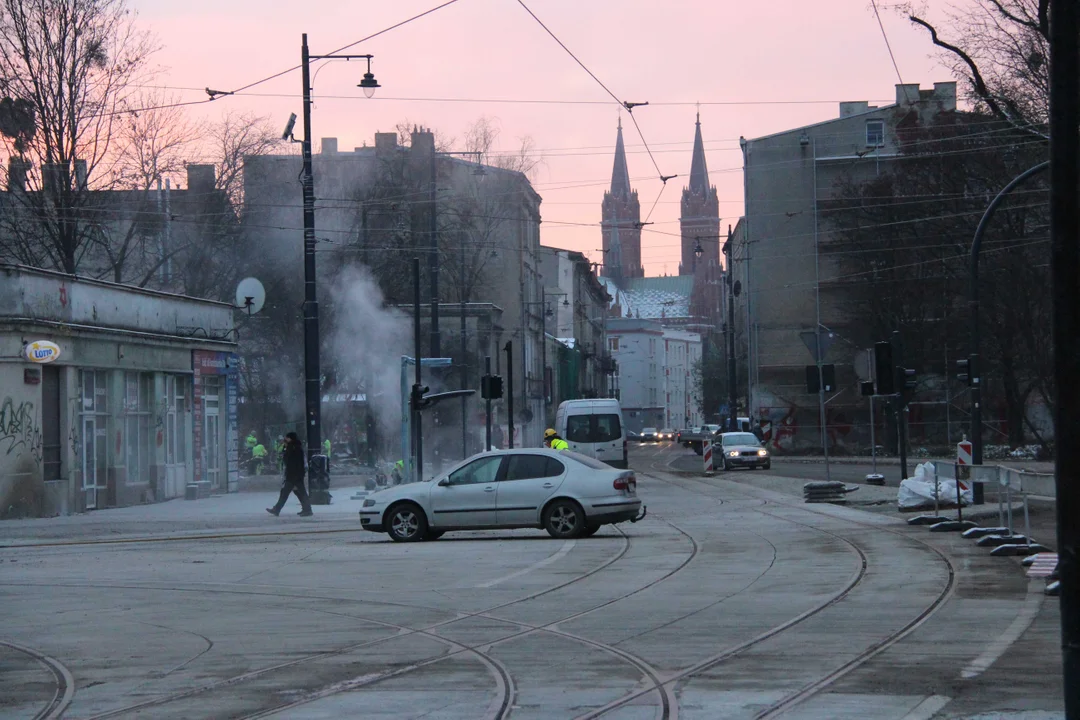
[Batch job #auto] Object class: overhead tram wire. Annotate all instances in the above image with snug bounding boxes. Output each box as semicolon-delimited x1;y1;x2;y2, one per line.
870;0;906;86
512;0;669;182
95;0;463;119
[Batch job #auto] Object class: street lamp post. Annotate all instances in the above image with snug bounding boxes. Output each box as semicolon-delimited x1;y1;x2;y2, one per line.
722;227;737;433
298;33;380;497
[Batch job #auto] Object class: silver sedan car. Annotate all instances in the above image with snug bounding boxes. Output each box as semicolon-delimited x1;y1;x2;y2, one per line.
358;449;646;542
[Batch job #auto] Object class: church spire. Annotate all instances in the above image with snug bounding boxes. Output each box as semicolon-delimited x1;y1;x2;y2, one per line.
688;111;709;195
610;116;631;199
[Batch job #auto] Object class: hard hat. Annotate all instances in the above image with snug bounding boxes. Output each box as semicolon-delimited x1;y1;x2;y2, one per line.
545;428;557;439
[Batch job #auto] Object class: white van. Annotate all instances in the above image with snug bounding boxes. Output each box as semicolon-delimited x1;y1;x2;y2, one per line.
555;399;627;469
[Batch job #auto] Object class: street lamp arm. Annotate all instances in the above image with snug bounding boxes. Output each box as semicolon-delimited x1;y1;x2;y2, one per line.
968;159;1050;468
309;53;375;61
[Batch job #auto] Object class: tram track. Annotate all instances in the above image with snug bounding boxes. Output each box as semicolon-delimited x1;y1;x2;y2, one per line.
0;640;75;720
577;460;959;719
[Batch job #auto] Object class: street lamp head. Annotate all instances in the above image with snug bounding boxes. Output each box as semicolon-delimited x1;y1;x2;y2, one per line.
693;239;704;258
358;55;380;98
359;72;380;98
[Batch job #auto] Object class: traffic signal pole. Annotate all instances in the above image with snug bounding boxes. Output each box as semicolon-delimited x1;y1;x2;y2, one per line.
1048;0;1080;710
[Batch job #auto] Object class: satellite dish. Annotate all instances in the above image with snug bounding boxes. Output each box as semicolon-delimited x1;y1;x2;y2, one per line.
235;277;266;315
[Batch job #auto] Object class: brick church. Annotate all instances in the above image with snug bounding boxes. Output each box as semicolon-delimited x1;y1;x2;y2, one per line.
599;115;724;330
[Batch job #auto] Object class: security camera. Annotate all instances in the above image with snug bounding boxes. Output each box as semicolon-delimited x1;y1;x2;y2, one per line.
282;113;297;141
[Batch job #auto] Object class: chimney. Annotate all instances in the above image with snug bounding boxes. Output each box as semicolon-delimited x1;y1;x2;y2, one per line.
74;159;87;190
933;81;957;112
321;137;338;155
186;164;216;195
839;101;869;118
7;157;28;192
895;83;921;106
410;128;435;156
374;131;397;159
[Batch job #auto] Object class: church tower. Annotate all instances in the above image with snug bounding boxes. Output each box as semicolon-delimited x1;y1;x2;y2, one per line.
601;119;643;282
679;113;720;275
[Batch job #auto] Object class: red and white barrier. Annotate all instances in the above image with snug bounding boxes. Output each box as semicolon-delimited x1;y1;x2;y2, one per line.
957;440;973;466
703;442;713;473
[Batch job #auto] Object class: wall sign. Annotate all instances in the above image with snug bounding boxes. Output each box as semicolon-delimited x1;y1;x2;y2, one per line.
25;340;61;363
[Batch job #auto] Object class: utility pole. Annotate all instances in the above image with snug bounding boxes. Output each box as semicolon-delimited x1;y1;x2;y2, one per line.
429;147;440;358
893;330;909;482
460;236;468;459
412;258;424;483
505;341;514;449
299;33;323;480
1049;0;1080;710
724;225;737;432
297;34;379;497
485;356;492;450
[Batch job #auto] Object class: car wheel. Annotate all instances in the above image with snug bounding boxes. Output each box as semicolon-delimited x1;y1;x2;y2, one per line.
763;461;771;470
543;499;585;539
693;445;703;456
425;530;445;541
723;459;732;471
580;523;601;538
386;502;427;543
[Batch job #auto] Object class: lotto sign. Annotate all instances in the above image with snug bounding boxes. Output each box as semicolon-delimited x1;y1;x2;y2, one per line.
24;340;60;363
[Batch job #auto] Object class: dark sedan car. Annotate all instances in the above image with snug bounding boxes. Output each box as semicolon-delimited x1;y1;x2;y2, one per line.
715;432;771;470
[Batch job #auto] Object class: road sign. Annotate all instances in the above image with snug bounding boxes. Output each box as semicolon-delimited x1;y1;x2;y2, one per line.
1026;553;1058;578
800;329;836;363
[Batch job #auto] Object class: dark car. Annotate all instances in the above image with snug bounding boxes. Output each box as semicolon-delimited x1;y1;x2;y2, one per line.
715;432;771;470
639;427;659;442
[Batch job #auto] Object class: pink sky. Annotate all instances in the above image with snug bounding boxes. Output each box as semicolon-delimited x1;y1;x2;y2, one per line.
131;0;957;276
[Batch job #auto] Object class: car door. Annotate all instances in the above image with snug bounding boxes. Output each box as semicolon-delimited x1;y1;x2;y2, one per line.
496;454;567;526
429;455;504;527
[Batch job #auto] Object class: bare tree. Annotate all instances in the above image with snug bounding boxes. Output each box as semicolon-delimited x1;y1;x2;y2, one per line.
207;111;282;208
906;0;1050;133
463;115;542;180
0;0;159;272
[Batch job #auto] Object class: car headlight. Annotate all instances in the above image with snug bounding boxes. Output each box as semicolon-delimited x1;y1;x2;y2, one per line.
758;449;768;456
728;450;738;457
362;498;376;507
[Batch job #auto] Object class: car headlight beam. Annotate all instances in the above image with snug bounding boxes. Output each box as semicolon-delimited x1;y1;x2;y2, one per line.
758;449;768;457
362;498;376;507
728;450;738;457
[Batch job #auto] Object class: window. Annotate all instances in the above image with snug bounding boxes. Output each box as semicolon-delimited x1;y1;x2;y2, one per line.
123;371;153;484
566;415;592;443
866;120;885;147
609;337;619;352
505;454;564;481
722;433;761;447
565;414;622;443
593;414;622;442
165;375;189;466
449;455;502;485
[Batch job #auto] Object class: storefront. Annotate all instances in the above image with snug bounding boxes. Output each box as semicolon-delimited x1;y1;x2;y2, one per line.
0;265;238;517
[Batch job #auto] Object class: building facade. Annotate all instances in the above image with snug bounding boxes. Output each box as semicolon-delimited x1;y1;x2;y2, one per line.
606;318;665;431
242;128;547;450
0;265;238;517
735;82;957;451
662;328;703;430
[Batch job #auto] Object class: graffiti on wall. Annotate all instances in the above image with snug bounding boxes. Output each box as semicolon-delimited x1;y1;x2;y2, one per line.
0;397;43;464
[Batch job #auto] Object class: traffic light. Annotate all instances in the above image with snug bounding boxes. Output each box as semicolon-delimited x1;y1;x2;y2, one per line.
956;356;975;386
874;341;894;395
805;365;819;394
481;374;503;400
860;381;875;396
410;383;429;410
821;364;836;392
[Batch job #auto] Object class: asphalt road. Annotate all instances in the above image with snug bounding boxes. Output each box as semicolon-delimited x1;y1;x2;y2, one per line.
0;444;1063;719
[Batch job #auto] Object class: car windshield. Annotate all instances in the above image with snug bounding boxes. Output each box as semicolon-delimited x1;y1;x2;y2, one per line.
642;428;657;433
722;433;761;447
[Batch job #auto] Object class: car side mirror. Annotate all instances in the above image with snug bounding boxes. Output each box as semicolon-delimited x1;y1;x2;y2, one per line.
438;478;450;487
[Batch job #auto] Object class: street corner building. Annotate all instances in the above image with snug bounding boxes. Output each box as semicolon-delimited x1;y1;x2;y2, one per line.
0;264;239;518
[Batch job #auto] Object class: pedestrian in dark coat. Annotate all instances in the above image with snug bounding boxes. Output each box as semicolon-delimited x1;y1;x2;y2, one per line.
267;432;313;516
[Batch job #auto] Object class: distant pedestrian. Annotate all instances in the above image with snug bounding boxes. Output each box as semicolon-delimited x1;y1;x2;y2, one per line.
544;428;569;451
267;432;313;517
